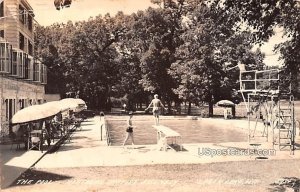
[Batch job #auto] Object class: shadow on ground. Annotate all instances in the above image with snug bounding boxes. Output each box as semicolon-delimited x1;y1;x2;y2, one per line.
1;165;28;189
9;168;72;188
169;144;188;152
49;145;83;153
268;177;300;192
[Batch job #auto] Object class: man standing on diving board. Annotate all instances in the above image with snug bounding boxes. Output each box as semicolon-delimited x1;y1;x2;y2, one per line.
145;94;167;125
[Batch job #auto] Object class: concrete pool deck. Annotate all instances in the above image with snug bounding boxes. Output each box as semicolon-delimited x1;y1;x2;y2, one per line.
1;115;300;188
25;116;300;168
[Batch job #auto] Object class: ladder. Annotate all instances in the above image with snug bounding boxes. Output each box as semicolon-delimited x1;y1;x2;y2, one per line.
277;94;295;154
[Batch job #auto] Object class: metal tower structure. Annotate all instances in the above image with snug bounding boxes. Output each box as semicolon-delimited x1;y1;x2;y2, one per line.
238;64;295;154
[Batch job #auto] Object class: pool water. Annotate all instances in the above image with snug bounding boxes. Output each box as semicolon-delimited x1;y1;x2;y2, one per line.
107;118;247;146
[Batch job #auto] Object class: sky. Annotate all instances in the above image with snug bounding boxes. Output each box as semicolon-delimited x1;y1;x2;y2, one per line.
28;0;286;66
29;0;155;26
257;28;287;67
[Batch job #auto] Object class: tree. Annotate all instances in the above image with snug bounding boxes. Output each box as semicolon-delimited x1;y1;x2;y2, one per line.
36;0;275;114
35;14;128;110
169;2;265;116
34;23;71;96
213;0;300;95
122;7;184;109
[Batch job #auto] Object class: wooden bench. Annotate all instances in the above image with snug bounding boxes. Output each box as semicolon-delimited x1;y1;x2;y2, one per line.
152;125;182;151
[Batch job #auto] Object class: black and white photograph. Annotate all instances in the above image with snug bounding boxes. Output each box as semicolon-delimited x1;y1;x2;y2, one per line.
1;0;300;191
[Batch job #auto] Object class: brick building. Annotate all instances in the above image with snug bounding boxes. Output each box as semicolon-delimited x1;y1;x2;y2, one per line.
0;0;47;134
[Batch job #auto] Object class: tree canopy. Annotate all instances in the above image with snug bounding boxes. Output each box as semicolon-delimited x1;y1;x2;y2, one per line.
35;0;299;113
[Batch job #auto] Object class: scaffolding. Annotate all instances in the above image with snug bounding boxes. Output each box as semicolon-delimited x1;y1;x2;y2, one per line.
238;64;296;154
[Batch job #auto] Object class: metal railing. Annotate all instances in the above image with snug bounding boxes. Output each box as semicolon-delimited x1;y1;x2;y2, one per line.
105;121;111;146
100;116;111;146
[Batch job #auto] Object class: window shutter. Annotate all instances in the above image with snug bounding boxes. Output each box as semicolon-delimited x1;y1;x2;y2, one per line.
0;41;12;74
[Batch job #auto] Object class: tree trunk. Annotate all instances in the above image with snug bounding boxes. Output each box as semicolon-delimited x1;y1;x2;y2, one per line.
167;100;171;114
208;101;214;117
232;106;236;118
188;102;192;115
176;102;181;115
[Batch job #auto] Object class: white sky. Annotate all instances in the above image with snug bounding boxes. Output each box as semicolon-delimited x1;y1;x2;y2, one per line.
29;0;155;26
256;28;287;67
28;0;286;66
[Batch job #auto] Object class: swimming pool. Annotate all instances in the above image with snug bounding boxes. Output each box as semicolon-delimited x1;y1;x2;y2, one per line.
107;116;247;146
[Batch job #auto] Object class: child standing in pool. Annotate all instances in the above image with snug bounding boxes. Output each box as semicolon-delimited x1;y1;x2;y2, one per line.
123;111;134;146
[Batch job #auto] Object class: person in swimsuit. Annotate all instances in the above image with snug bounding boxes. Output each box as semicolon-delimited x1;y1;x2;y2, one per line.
145;94;167;125
122;111;134;146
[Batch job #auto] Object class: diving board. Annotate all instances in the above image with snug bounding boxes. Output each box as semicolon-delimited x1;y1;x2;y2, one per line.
152;125;182;151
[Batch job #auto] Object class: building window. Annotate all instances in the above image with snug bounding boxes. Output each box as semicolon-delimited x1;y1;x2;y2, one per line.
44;65;47;84
0;42;11;73
18;52;24;78
29;56;33;80
28;41;33;55
0;30;4;38
6;99;15;122
19;32;25;50
25;56;29;79
40;64;47;84
0;43;6;72
28;15;33;31
19;99;25;109
19;5;26;24
11;50;25;77
0;1;4;18
25;56;34;80
12;51;18;76
24;37;28;53
33;61;40;82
